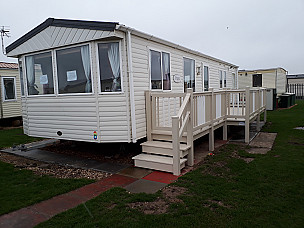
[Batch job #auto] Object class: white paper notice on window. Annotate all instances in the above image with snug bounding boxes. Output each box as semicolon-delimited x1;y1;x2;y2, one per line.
67;70;77;82
40;75;48;85
184;75;190;83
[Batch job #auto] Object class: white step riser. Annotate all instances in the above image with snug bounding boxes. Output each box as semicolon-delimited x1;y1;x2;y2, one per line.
134;159;186;173
142;146;188;158
152;134;187;143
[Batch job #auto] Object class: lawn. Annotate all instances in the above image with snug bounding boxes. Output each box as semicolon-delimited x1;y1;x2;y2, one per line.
0;127;40;149
37;100;304;228
0;128;94;215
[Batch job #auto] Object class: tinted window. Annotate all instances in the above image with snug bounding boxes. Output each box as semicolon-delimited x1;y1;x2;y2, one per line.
25;52;54;95
150;50;162;89
56;45;92;94
184;58;195;92
2;78;16;100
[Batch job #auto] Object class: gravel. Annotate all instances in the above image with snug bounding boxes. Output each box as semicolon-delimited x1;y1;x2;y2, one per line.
0;152;110;180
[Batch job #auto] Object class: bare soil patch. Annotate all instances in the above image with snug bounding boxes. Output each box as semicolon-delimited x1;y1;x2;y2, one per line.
0;152;110;180
203;199;232;211
127;186;187;214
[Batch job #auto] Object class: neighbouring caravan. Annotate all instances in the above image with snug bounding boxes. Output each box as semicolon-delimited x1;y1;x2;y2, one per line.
0;62;22;120
238;68;287;95
6;18;239;143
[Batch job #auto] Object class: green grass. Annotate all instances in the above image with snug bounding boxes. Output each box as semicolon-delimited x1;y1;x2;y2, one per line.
0;127;41;149
37;101;304;228
0;128;94;215
0;162;94;215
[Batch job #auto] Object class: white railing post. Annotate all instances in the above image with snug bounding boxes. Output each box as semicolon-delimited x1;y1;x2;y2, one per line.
223;89;228;140
209;88;215;151
172;116;180;176
186;88;194;166
245;86;250;143
256;89;261;131
145;91;152;141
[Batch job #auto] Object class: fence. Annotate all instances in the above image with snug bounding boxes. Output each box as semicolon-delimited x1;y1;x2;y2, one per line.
287;84;304;99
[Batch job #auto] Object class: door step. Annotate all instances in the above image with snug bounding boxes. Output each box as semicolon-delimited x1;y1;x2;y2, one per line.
141;141;190;157
132;153;187;173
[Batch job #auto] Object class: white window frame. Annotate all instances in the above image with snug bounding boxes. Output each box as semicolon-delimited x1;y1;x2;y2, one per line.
201;63;209;92
55;42;95;96
96;40;124;95
148;48;172;91
223;70;227;88
219;70;223;88
183;56;196;92
1;76;17;102
24;49;56;97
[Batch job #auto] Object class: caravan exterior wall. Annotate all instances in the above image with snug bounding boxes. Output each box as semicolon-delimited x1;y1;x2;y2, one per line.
6;18;238;143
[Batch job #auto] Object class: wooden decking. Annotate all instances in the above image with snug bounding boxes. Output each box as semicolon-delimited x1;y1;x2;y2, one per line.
133;87;267;175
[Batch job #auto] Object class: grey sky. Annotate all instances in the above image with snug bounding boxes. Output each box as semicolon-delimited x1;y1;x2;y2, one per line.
1;0;303;74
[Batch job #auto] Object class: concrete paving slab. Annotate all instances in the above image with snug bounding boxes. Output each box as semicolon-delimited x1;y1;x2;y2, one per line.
124;179;167;194
247;147;270;154
92;162;131;173
249;132;277;148
117;166;153;179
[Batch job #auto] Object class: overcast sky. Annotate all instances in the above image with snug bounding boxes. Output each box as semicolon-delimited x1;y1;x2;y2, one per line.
1;0;303;74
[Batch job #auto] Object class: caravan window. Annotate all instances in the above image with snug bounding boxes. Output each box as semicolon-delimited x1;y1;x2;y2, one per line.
98;42;122;92
224;71;227;87
219;70;223;88
56;45;92;94
18;59;25;96
2;77;16;101
150;50;171;90
203;66;209;91
184;58;195;92
25;52;54;95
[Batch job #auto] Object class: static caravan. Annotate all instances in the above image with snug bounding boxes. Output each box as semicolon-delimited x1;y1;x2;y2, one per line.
6;18;267;175
0;62;22;120
238;68;287;95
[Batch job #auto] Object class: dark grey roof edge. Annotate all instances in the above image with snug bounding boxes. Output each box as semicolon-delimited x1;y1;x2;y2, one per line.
287;74;304;79
6;18;119;54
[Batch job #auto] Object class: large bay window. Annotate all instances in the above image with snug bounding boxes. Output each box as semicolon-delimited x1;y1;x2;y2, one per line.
2;77;16;101
184;57;195;92
25;51;54;95
150;50;171;90
98;42;122;92
56;45;92;94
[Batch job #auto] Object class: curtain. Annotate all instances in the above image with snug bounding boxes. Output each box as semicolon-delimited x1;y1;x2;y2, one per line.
81;45;92;93
26;56;36;95
162;53;170;90
108;43;120;92
3;80;7;99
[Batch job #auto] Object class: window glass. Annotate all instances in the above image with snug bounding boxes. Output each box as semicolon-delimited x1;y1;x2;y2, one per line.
2;78;16;100
98;42;122;92
204;66;209;91
219;70;223;88
25;52;54;95
162;52;171;90
56;45;92;94
184;58;195;92
18;59;24;96
150;50;162;89
224;71;227;87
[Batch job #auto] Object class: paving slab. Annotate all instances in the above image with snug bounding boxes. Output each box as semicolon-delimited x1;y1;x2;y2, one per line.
249;132;277;149
124;179;167;194
143;171;179;184
118;166;153;179
92;162;131;173
247;147;270;154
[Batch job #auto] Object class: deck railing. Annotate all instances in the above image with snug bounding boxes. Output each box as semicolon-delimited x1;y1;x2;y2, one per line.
145;87;266;175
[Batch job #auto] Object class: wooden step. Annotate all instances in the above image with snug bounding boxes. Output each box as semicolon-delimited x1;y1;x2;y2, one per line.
132;153;187;174
141;141;190;157
151;130;187;143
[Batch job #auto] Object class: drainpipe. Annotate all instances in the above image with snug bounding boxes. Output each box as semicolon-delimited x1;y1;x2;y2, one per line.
126;30;137;143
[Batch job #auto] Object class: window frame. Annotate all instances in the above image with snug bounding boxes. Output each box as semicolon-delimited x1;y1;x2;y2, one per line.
96;40;124;95
18;58;25;97
1;76;17;102
183;56;196;92
24;49;56;97
201;63;209;92
219;70;223;88
223;71;227;88
55;42;95;96
148;48;171;92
